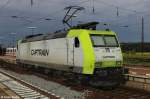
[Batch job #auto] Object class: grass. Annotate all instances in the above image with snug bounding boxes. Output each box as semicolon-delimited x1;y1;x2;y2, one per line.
123;52;150;66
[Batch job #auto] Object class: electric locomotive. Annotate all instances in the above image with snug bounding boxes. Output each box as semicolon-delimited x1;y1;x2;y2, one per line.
16;22;125;87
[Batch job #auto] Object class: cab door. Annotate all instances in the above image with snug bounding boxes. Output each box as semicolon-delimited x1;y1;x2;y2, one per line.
67;37;83;69
73;37;83;67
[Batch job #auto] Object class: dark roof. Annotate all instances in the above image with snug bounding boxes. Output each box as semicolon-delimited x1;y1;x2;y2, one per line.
71;22;99;30
21;22;99;43
21;32;67;43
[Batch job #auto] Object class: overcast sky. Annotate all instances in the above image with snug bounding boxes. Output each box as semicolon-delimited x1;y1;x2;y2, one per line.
0;0;150;46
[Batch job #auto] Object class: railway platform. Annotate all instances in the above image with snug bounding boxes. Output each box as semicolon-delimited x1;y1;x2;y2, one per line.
0;71;49;99
0;56;19;98
125;65;150;76
0;82;19;99
0;55;16;64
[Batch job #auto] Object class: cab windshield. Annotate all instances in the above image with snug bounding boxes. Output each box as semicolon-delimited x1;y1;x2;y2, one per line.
90;34;119;47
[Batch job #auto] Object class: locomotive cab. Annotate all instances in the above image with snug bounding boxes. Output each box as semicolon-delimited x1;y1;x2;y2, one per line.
68;29;125;87
90;33;124;86
91;34;123;68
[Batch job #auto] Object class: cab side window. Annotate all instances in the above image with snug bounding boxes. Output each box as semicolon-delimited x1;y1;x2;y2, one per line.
74;37;80;48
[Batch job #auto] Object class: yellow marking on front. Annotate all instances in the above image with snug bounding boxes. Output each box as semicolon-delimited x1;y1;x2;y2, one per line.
67;29;119;74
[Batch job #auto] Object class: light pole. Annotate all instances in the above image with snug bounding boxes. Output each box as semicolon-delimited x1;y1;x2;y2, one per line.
27;27;37;35
141;16;144;55
0;37;4;55
10;33;16;56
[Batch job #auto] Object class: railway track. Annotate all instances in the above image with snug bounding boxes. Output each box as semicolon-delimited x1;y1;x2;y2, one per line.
0;63;83;99
1;59;150;99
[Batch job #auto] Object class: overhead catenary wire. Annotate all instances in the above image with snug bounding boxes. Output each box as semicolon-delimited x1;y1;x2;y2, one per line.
0;0;11;9
75;0;91;5
10;9;64;33
94;0;150;17
10;0;92;32
0;0;11;12
1;0;149;26
92;0;95;14
2;0;150;35
6;0;147;28
2;0;146;46
89;0;150;29
77;0;149;26
31;0;34;7
116;7;119;16
69;0;140;25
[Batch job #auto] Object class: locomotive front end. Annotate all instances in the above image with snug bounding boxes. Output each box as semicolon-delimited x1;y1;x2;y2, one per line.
88;31;125;87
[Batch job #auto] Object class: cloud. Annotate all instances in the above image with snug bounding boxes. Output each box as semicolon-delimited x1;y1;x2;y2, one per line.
0;0;150;46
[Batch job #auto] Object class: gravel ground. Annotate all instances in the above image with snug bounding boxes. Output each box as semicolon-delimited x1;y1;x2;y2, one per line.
0;68;83;99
